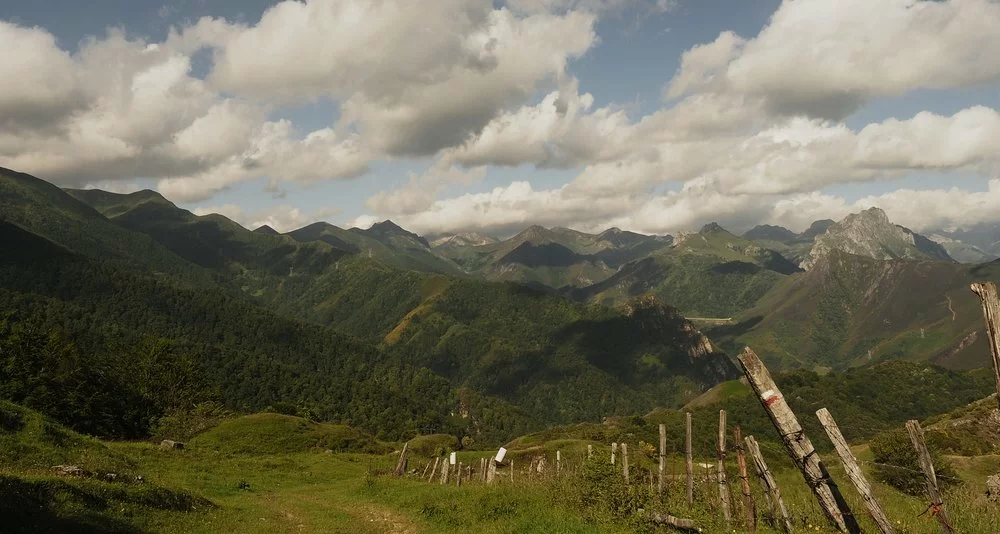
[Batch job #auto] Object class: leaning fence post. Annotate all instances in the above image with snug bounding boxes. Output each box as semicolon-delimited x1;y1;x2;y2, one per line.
905;420;954;534
738;347;860;534
686;412;694;506
717;409;732;524
394;441;409;476
428;457;440;482
972;282;1000;411
818;408;895;534
734;426;756;534
622;443;630;484
746;435;793;533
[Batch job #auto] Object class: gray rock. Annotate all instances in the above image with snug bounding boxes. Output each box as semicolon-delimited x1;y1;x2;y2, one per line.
987;474;1000;502
159;439;185;450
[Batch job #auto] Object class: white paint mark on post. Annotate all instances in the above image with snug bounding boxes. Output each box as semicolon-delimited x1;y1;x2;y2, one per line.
450;452;457;465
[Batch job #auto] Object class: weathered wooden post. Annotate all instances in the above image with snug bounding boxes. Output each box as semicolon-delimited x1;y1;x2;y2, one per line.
394;442;409;476
659;423;666;496
422;460;432;479
612;442;618;465
457;461;463;487
818;408;895;534
588;444;593;460
428;457;440;482
905;420;954;534
440;456;451;484
746;435;793;534
480;457;487;482
510;459;514;483
557;450;562;474
738;347;860;534
972;281;1000;411
733;426;756;534
622;443;630;484
717;409;732;524
686;412;694;506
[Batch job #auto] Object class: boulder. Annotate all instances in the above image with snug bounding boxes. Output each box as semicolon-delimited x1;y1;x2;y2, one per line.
988;474;1000;502
159;439;185;450
52;465;90;477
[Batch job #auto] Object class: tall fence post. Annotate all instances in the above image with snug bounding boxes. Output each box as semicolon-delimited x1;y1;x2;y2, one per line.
734;426;756;534
746;435;793;534
612;442;618;465
971;282;1000;411
738;347;860;534
905;420;954;534
393;441;409;476
659;423;666;497
622;443;630;484
818;408;895;534
685;411;694;506
717;409;733;524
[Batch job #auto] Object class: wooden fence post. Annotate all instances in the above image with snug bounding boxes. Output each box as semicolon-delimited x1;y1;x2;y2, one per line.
588;444;593;460
717;409;732;524
972;281;1000;411
659;423;666;496
622;443;630;484
734;426;756;534
905;420;955;534
745;435;793;533
557;450;562;473
393;441;409;476
456;461;463;487
738;347;860;534
612;442;618;465
440;458;450;485
510;459;515;483
428;457;440;482
421;460;431;479
818;408;895;534
686;412;694;506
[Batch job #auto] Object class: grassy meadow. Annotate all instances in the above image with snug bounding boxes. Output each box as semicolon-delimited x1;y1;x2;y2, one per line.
3;402;999;533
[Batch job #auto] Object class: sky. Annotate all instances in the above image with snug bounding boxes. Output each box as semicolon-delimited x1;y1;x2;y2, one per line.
2;0;1000;237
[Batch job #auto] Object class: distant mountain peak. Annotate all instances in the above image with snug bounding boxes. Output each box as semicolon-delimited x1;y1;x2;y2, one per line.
801;219;836;240
743;224;796;243
699;222;728;234
253;225;280;236
429;232;498;248
366;219;430;247
801;208;953;269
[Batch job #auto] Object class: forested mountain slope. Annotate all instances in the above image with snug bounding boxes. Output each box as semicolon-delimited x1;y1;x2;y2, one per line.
2;169;737;445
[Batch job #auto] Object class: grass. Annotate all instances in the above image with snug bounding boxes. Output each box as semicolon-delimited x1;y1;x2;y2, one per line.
3;402;999;533
187;413;391;455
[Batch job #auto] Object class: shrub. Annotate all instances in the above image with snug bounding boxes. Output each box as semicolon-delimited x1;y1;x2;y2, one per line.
869;428;958;496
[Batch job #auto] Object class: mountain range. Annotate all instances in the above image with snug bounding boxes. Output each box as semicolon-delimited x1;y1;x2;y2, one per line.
4;165;1000;444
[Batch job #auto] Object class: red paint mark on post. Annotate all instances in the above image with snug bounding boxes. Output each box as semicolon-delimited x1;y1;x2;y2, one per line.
762;389;781;407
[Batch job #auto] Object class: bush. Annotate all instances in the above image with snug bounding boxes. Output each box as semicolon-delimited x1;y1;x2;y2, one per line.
869;428;958;496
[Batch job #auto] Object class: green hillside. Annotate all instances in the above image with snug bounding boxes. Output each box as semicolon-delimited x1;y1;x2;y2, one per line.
711;251;1000;371
571;224;798;316
3;170;738;446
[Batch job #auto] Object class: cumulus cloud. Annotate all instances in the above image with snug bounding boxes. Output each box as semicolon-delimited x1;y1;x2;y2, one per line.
668;0;1000;119
366;163;487;216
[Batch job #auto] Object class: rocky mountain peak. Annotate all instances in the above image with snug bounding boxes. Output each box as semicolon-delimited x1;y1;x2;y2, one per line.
800;208;952;270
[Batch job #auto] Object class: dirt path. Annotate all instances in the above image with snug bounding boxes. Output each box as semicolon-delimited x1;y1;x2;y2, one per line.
360;504;419;534
947;295;957;321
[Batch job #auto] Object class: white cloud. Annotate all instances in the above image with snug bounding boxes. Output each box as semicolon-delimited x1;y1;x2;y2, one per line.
366;163;487;216
669;0;1000;119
